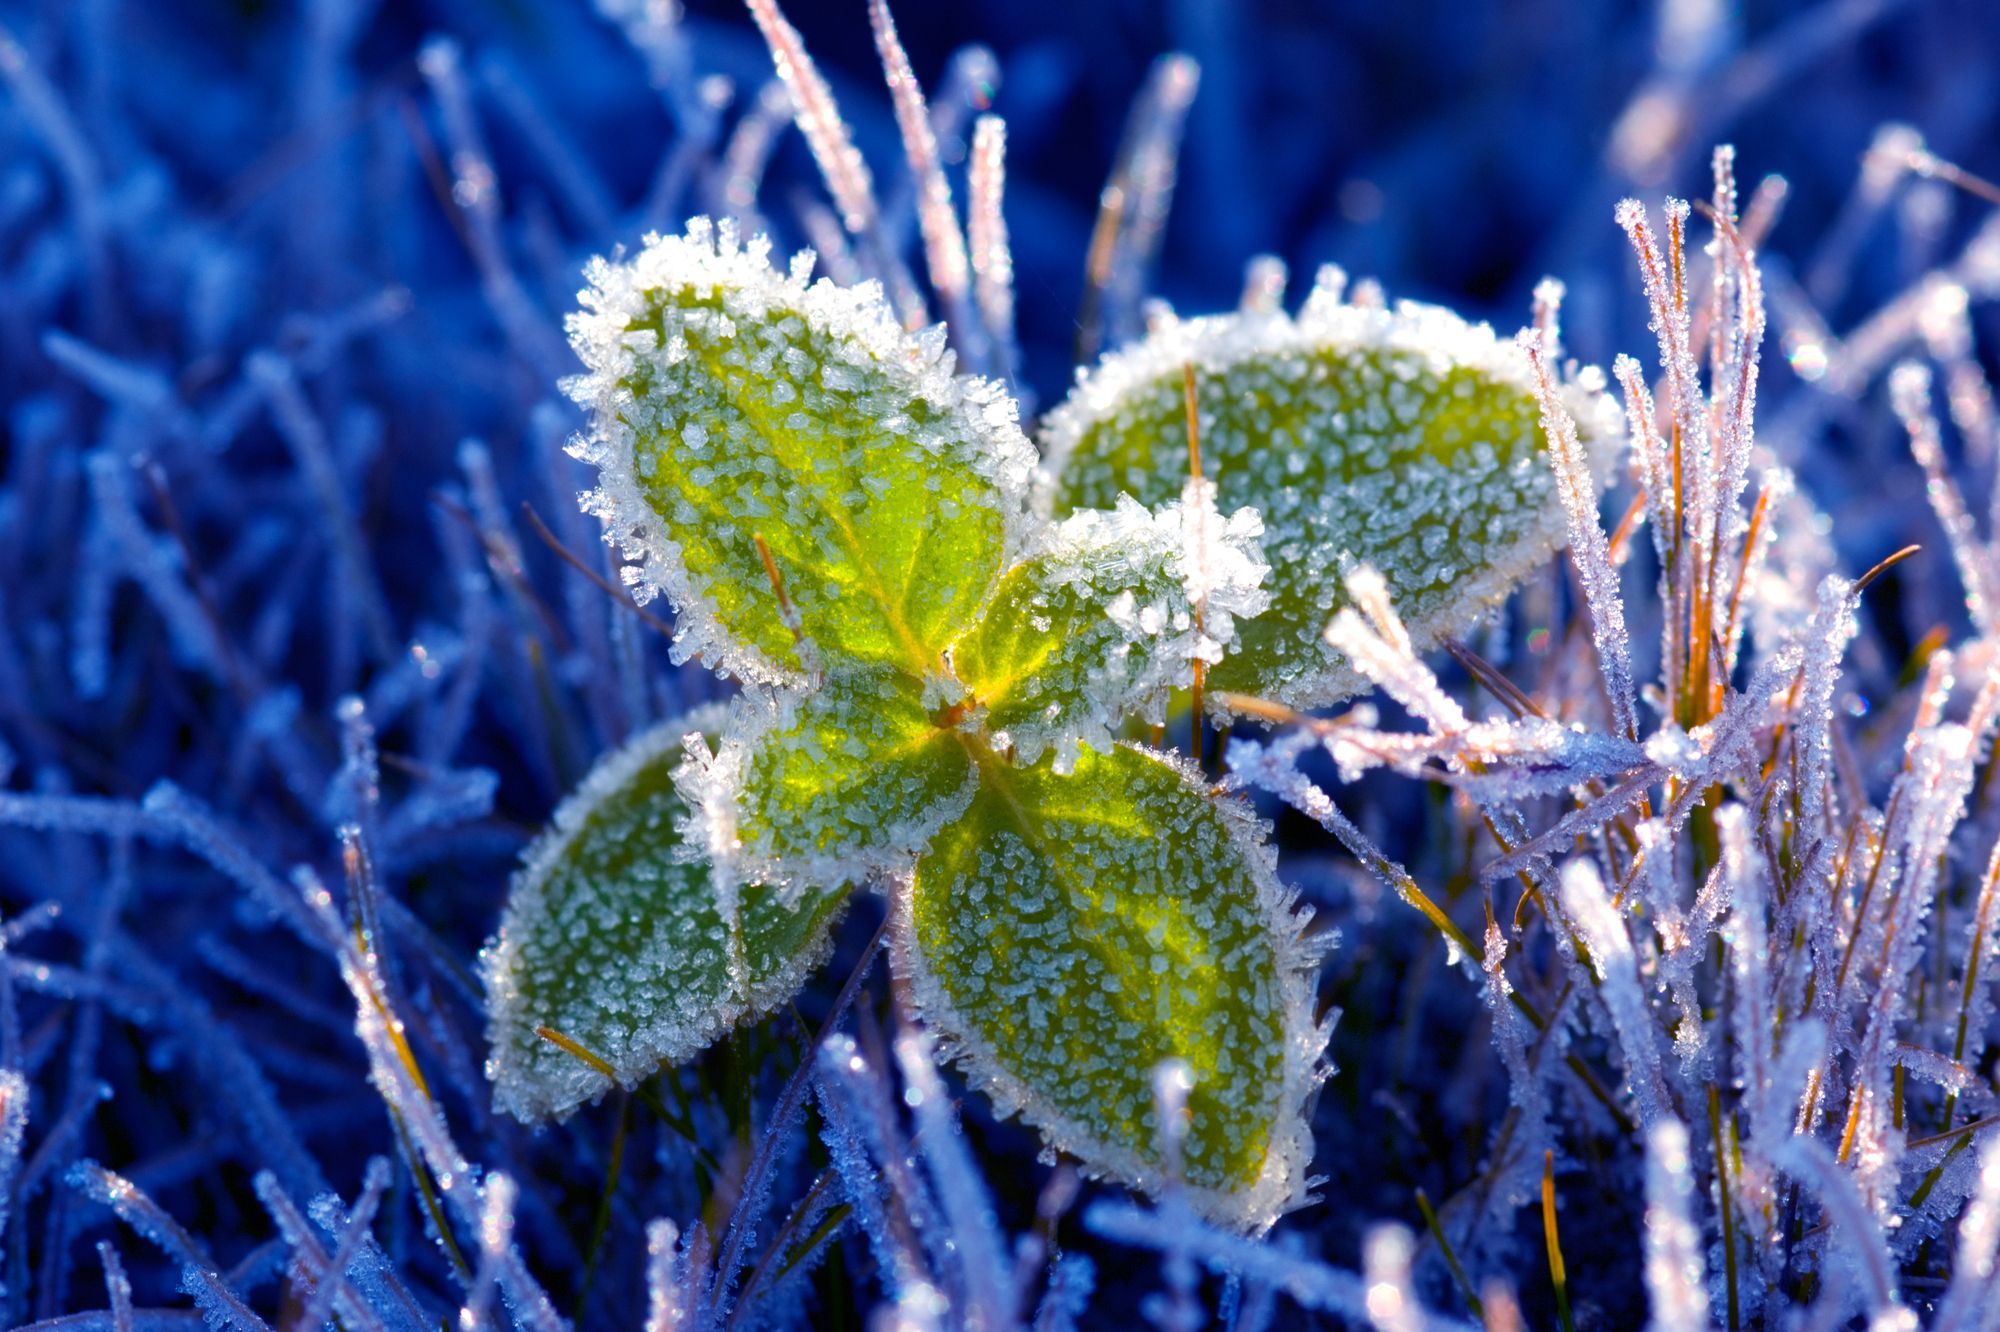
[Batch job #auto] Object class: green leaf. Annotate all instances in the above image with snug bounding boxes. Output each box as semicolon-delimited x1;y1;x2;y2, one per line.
484;707;848;1122
904;742;1322;1228
950;494;1268;772
565;218;1036;685
683;669;977;891
1040;287;1622;710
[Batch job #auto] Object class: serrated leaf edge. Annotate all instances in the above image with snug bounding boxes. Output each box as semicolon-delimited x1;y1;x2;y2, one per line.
563;217;1040;688
892;742;1331;1232
482;703;847;1124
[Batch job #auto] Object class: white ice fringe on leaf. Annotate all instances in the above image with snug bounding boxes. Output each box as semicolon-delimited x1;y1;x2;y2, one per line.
895;741;1330;1232
970;491;1266;770
1042;275;1623;516
1176;476;1270;663
676;685;977;891
563;217;1037;687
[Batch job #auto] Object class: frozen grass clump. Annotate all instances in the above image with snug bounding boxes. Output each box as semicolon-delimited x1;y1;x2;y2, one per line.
3;0;2000;1326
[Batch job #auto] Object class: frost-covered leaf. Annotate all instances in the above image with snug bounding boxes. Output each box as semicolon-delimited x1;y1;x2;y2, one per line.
1040;288;1622;709
902;742;1321;1228
484;708;847;1122
565;218;1037;684
950;494;1268;771
681;669;978;891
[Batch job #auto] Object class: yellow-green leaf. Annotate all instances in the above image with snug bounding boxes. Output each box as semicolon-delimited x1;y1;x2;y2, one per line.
950;493;1268;772
903;742;1323;1228
1040;287;1621;710
484;708;847;1122
684;670;977;892
564;218;1036;685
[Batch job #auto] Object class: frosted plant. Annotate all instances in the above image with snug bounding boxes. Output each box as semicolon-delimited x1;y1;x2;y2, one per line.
487;216;1326;1226
488;134;1635;1220
1227;145;2000;1327
482;704;849;1122
1040;276;1625;711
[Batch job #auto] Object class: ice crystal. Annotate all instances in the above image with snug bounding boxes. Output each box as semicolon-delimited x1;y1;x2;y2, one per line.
483;708;847;1122
684;671;978;893
1219;165;2000;1329
951;494;1268;769
1561;860;1671;1128
9;0;2000;1322
900;742;1325;1228
1640;1121;1707;1332
1041;288;1622;710
564;217;1035;684
1085;1199;1477;1328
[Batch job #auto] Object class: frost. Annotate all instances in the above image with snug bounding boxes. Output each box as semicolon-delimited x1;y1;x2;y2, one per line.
564;217;1036;685
1561;860;1671;1128
900;742;1326;1230
1890;361;1998;635
1935;1134;2000;1332
1778;1137;1913;1328
1086;1200;1477;1329
482;706;848;1122
950;493;1268;771
1522;327;1639;742
967;116;1021;401
1641;1121;1708;1332
1041;285;1622;711
680;672;978;894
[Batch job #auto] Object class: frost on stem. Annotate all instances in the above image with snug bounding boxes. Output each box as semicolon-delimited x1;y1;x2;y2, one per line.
950;493;1268;769
483;706;847;1122
899;742;1327;1229
680;670;979;894
1890;360;1998;635
1041;288;1621;711
1560;860;1671;1129
1641;1120;1708;1332
564;217;1035;686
